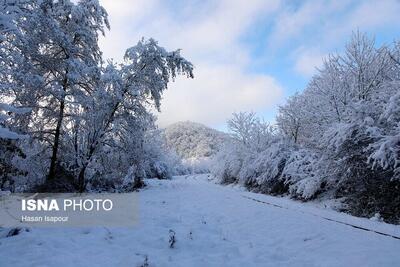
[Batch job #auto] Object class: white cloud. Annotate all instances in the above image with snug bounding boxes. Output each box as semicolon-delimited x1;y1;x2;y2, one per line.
157;64;283;127
329;0;400;41
350;0;400;29
293;47;326;77
269;0;324;46
98;0;284;127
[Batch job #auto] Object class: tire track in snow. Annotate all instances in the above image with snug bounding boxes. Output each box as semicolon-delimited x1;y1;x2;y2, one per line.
241;195;400;241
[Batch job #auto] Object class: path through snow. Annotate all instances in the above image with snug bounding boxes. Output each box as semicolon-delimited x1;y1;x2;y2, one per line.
1;174;400;267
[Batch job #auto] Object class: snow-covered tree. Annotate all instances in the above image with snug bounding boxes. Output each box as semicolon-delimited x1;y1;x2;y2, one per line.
73;39;193;190
1;0;109;184
276;94;305;144
228;112;274;150
0;1;194;192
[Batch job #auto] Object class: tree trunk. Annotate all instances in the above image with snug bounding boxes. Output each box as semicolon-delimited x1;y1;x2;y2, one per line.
47;99;65;181
78;165;86;192
47;71;68;181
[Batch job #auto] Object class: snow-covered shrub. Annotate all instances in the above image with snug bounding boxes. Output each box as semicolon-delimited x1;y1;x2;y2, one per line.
281;149;323;200
10;139;50;192
181;157;213;174
211;141;248;184
239;138;293;194
321;117;400;223
367;91;400;180
211;113;295;194
0;140;22;192
83;127;186;192
0;105;32;192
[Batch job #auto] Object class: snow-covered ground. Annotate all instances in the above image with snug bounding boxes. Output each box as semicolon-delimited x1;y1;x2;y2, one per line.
1;174;400;267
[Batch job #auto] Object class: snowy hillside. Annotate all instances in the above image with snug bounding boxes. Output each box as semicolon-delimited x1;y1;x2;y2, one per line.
164;121;229;159
1;174;400;267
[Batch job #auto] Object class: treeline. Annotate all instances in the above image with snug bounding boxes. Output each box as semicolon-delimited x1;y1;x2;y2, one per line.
212;33;400;224
0;0;193;192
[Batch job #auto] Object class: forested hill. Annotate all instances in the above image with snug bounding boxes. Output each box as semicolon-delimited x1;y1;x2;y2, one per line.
164;121;229;159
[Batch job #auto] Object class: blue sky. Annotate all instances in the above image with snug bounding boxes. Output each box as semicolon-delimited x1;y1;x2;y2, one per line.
99;0;400;129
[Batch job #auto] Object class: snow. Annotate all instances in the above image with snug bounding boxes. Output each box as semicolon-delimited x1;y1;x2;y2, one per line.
0;126;21;139
1;174;400;267
0;103;29;139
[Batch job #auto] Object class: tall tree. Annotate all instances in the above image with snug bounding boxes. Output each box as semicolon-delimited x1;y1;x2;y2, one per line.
4;0;109;181
75;39;193;191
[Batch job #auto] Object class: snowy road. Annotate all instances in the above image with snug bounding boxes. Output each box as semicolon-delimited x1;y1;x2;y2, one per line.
1;174;400;267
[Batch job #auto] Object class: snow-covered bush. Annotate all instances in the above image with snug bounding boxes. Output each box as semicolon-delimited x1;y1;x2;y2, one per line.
211;113;295;195
281;149;323;200
238;138;293;194
180;157;213;174
214;135;323;199
211;141;248;184
142;129;186;179
0;104;31;192
367;91;400;180
321;113;400;222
